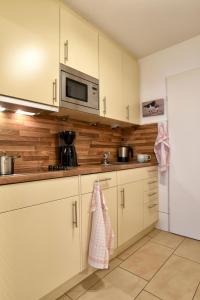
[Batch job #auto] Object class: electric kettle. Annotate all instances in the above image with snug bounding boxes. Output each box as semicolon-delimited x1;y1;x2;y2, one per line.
117;146;133;162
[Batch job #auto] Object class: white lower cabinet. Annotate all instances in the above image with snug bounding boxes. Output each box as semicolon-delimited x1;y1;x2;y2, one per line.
0;167;158;299
118;181;143;246
0;195;81;300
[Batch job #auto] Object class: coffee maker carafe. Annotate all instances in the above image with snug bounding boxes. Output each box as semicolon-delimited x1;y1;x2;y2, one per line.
58;131;78;167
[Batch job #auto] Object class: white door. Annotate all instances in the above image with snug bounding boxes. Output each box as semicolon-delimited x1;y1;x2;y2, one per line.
167;68;200;240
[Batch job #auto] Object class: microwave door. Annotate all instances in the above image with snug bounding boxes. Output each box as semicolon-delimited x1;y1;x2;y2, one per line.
66;78;88;104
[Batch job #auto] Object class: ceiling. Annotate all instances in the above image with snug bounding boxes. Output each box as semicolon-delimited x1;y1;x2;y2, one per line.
64;0;200;58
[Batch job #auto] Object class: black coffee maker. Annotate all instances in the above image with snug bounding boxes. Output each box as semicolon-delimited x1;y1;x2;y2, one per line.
58;131;78;168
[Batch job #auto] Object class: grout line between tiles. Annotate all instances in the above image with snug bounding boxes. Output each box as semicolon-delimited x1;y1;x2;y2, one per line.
148;239;182;250
117;236;151;261
173;253;200;265
62;231;185;300
119;265;149;282
192;280;200;300
143;238;186;294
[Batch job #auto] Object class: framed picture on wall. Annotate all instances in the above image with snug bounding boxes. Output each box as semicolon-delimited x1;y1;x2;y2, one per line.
142;98;164;117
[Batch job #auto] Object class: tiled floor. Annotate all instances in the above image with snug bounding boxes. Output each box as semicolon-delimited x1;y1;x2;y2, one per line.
58;229;200;300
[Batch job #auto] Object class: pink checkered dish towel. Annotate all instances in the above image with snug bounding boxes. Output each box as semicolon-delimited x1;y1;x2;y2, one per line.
154;122;170;173
88;182;114;269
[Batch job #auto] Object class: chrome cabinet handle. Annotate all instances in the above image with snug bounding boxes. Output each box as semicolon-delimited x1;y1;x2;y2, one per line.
148;180;157;184
72;201;78;228
121;188;125;208
53;79;57;103
148;203;158;209
148;192;157;197
64;40;68;63
103;97;107;115
126;105;130;120
95;178;111;183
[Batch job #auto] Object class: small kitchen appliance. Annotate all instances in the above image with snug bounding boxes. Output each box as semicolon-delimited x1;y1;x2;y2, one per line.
0;153;20;175
58;131;78;168
117;146;133;162
61;64;99;115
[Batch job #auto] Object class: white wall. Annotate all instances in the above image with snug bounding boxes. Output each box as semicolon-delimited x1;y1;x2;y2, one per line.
139;34;200;230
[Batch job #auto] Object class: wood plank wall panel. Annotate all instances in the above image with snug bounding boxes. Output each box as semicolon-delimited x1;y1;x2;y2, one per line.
122;123;158;162
0;112;157;172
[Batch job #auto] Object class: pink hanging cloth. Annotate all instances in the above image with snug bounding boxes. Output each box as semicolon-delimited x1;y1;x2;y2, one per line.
88;182;114;269
154;122;170;173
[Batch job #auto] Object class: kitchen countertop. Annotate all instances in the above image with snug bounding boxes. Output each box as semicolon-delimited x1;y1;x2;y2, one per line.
0;161;157;186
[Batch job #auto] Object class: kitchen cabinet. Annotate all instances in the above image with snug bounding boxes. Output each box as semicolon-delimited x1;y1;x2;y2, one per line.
117;166;158;246
0;167;158;300
0;195;81;300
0;0;59;106
118;181;143;246
99;34;124;121
60;4;99;78
80;172;118;270
99;34;140;124
122;52;140;124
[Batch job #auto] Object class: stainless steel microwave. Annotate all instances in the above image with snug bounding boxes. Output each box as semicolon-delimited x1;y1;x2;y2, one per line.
60;64;99;115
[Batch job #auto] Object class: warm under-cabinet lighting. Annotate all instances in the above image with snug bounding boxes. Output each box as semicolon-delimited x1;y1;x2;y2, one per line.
16;109;36;116
0;106;6;112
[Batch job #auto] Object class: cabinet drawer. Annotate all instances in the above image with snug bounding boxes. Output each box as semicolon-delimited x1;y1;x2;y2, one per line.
0;176;79;213
144;166;158;178
144;190;159;204
143;178;158;192
144;201;159;228
117;168;147;185
81;172;117;194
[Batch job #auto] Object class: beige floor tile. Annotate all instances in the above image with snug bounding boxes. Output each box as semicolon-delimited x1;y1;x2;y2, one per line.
151;230;184;249
67;258;121;300
148;229;161;238
120;241;173;280
118;236;151;260
194;283;200;299
78;267;147;300
145;255;200;300
175;238;200;263
135;291;160;300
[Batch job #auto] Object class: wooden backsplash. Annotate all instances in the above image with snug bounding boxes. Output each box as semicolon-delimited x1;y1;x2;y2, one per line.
0;112;158;172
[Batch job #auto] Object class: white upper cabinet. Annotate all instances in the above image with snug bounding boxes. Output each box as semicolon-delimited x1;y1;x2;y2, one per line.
0;0;59;106
122;52;140;124
99;34;124;121
60;4;99;78
99;33;140;124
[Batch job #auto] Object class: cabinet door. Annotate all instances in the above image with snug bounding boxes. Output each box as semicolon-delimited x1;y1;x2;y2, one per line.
60;5;98;78
99;34;124;121
122;52;140;124
0;0;59;106
118;181;143;246
81;187;118;270
0;196;80;300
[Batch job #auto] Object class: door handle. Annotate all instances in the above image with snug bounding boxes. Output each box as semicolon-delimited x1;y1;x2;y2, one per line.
103;97;107;115
126;105;130;120
53;79;57;103
72;201;78;228
121;188;125;208
64;40;69;63
148;192;157;197
148;203;158;209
